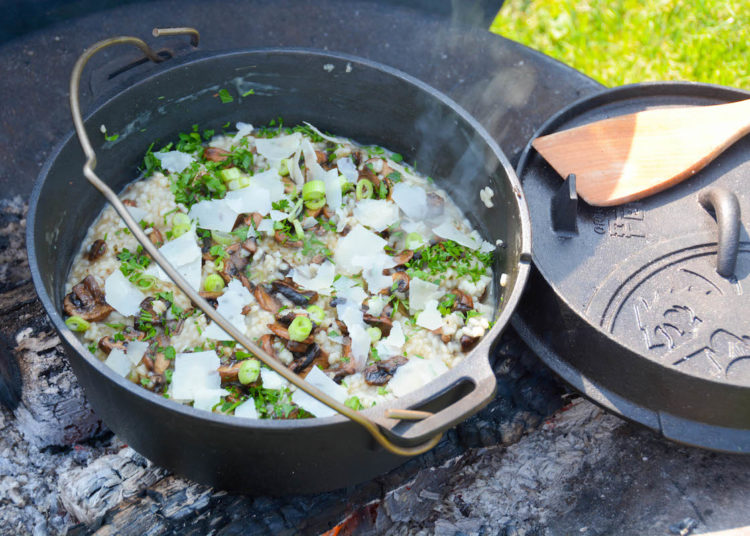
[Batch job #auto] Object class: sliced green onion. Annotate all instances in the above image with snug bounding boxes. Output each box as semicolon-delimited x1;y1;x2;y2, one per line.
65;315;90;332
339;176;353;193
405;232;425;250
305;197;326;210
366;326;382;343
356;179;374;200
345;396;364;410
172;213;191;226
227;176;251;190
279;158;290;176
134;274;156;290
238;358;261;385
306;305;325;324
211;230;235;246
302;180;326;203
220;167;242;182
288;315;313;341
290;219;305;239
214;258;224;271
204;274;225;292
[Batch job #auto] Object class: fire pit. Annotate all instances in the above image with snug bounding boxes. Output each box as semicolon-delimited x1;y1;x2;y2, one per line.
2;1;749;534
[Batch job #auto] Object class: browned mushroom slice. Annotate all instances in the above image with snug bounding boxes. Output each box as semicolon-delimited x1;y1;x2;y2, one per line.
260;334;276;358
122;199;137;207
253;285;281;314
218;362;242;382
392;249;414;266
267;323;314;345
272;278;318;306
315;150;328;164
329;360;356;384
363;313;393;337
149;228;165;248
241;237;258;254
204;146;231;162
274;230;303;248
86;239;107;262
391;271;409;293
364;356;408;385
289;343;322;374
285;339;309;354
63;275;114;322
220;243;251;282
450;289;474;313
460;335;480;352
274;309;297;326
153;353;170;375
98;336;126;355
199;290;224;300
244;212;264;229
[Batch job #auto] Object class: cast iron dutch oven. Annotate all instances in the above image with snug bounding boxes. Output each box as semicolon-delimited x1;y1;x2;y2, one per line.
27;33;531;494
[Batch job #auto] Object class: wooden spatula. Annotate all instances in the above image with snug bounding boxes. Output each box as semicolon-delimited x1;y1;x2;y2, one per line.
532;98;750;206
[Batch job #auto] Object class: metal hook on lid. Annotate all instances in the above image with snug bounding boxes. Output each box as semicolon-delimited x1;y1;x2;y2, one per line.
68;28;445;457
698;187;741;278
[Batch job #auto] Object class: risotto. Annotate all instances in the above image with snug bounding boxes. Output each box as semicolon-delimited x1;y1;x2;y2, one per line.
63;122;498;419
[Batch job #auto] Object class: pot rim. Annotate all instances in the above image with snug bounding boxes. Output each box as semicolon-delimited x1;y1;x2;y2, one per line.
27;46;531;431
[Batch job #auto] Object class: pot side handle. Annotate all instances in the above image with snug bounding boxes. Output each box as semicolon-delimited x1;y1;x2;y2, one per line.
698;187;741;278
374;351;498;447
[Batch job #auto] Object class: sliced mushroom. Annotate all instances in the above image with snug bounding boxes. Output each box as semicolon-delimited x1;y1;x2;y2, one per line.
260;334;276;359
285;339;309;354
199;290;224;300
204;146;231;162
289;343;322;374
218;362;242;381
391;271;409;293
274;309;297;326
149;228;165;248
220;243;251;282
272;278;317;306
330;360;356;384
98;336;126;355
451;289;474;313
363;313;393;337
63;275;114;322
241;237;258;254
253;285;281;314
244;212;264;229
392;249;414;266
86;239;107;262
274;230;303;248
153;353;170;375
122;199;137;207
460;334;480;352
364;356;408;385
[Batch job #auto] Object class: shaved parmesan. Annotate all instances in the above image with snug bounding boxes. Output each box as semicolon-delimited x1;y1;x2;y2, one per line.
376;322;405;359
203;279;252;340
353;199;399;232
188;199;238;232
337;301;370;368
334;224;387;275
145;229;203;291
255;133;302;161
366;295;389;316
392;183;427;221
354;253;396;293
224;184;272;215
333;276;367;306
261;368;288;390
335;156;358;182
303;122;349;145
232;122;254;145
292;260;335;293
104;348;132;377
389;357;449;398
234;398;259;419
154;150;195;173
291;365;348;418
416;299;443;330
251;168;285;201
256;218;275;234
125;340;149;365
433;221;480;250
117;205;148;228
408;277;441;314
104;270;146;317
171;351;228;411
322;168;343;210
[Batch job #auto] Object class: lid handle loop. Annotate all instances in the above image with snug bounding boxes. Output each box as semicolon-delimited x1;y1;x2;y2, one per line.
698;187;740;278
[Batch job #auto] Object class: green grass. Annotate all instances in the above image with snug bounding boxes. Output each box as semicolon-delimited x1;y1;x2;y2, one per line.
490;0;750;90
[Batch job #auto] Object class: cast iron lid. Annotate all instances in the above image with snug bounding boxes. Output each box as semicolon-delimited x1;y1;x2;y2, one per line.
514;82;750;453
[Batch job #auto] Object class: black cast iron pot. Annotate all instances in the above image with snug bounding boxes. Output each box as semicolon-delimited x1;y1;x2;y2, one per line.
27;45;531;494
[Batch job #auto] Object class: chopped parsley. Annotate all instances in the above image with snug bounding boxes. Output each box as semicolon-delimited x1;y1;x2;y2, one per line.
406;240;493;283
218;88;234;103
